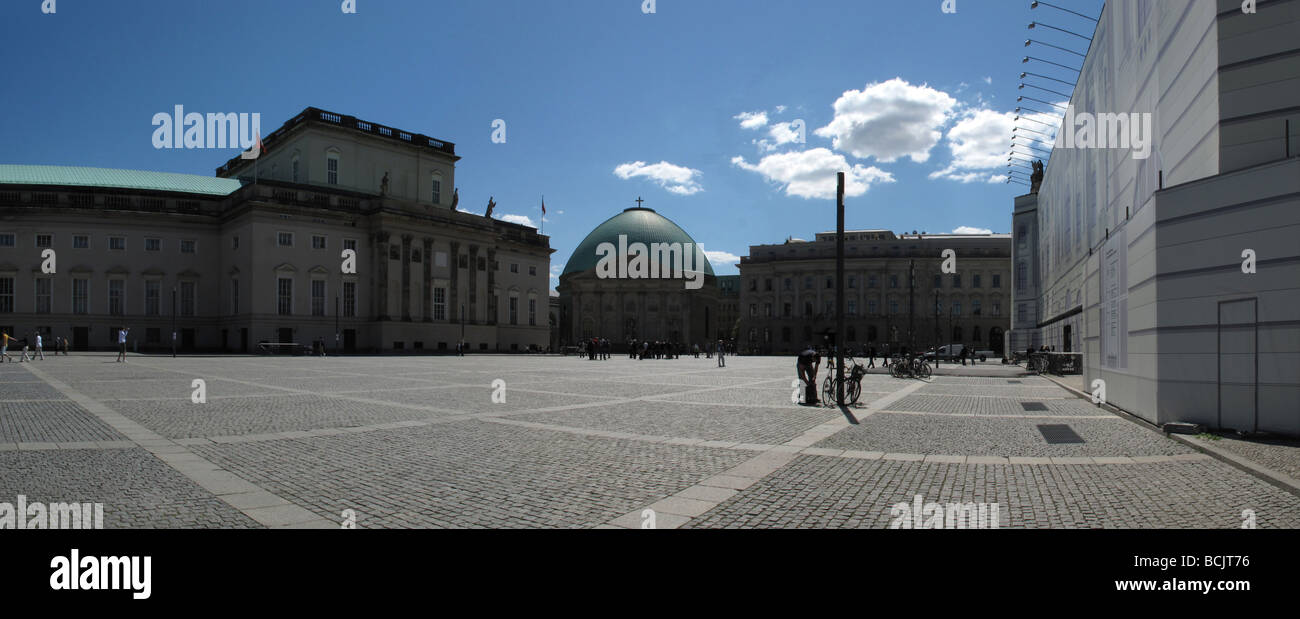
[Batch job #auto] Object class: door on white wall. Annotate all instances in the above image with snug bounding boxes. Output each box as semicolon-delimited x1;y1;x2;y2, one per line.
1218;299;1258;433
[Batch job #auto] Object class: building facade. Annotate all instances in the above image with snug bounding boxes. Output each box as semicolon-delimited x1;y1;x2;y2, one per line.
739;230;1012;356
1012;0;1300;435
557;206;719;349
0;107;552;353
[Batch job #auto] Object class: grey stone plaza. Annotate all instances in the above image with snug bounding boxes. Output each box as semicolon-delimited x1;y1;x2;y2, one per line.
1;353;1297;529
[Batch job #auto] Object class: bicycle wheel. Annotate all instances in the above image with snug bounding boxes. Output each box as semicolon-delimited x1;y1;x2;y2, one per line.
847;379;862;404
821;376;833;404
917;362;932;380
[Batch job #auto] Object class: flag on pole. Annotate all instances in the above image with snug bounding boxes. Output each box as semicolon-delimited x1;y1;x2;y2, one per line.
541;196;546;235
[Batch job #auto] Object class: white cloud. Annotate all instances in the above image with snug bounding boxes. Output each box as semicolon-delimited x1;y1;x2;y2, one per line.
703;250;741;266
929;107;1055;183
814;78;957;163
500;214;537;227
768;120;804;147
731;148;894;200
983;76;993;85
614;160;703;196
734;111;768;130
953;226;993;235
774;105;787;114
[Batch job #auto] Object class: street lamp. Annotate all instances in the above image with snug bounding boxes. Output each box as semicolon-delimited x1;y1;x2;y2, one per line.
334;295;340;355
171;286;177;358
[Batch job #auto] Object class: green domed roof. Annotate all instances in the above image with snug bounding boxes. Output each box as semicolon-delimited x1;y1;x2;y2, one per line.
562;207;716;277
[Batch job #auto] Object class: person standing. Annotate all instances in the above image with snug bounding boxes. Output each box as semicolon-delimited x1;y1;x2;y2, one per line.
117;327;129;362
61;336;69;355
34;332;44;360
716;339;726;368
0;330;13;363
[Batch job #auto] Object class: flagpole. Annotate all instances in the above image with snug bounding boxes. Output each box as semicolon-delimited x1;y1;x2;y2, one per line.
541;195;544;236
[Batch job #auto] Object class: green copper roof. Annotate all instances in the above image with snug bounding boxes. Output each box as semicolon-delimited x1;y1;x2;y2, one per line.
0;165;244;196
561;207;715;277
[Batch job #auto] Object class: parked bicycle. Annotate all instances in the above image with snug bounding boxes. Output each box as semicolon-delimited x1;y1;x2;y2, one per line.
822;356;867;405
889;353;932;380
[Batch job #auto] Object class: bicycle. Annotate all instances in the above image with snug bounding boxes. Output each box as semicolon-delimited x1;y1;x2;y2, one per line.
822;357;866;405
889;354;932;380
1028;354;1049;374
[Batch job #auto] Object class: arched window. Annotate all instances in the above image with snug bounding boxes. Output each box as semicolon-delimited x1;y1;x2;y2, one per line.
291;153;301;182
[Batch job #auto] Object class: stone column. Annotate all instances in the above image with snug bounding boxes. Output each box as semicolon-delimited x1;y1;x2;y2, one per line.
422;237;434;322
375;232;390;321
449;241;460;323
401;234;412;322
486;248;497;326
468;244;479;324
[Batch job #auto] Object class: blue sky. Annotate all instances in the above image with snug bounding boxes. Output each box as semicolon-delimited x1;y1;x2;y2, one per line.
0;0;1103;289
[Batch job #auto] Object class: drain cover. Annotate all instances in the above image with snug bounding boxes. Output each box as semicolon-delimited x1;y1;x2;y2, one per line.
1021;401;1048;411
1007;380;1022;384
1038;424;1084;444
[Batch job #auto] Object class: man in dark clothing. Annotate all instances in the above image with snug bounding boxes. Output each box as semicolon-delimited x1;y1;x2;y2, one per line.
867;346;876;369
796;345;821;404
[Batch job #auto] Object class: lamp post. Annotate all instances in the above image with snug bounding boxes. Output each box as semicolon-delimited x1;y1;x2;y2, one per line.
933;288;940;368
460;303;466;353
334;295;340;355
171;287;177;358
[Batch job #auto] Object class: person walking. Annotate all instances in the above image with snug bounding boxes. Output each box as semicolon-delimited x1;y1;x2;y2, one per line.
34;332;45;360
0;330;13;363
19;338;31;362
116;327;129;362
866;346;876;369
716;339;726;368
61;336;69;355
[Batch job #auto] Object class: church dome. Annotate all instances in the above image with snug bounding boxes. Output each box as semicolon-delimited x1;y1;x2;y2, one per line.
561;207;716;277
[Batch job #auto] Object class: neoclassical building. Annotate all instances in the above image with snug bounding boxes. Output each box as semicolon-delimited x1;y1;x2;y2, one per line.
739;230;1012;355
0;107;551;353
557;206;720;348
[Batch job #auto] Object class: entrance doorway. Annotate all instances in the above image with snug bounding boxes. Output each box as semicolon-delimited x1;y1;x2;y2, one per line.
73;327;88;350
1063;325;1072;352
1218;299;1258;433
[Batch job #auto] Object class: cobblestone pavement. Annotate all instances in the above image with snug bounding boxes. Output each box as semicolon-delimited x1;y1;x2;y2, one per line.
2;353;1297;528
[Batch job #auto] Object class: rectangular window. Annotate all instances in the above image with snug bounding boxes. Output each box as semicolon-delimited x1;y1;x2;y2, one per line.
868;300;878;315
848;300;857;316
233;235;240;250
0;277;12;312
433;287;446;321
111;237;127;251
343;281;356;318
764;303;772;318
992;302;1002;317
312;280;326;317
36;234;52;248
327;156;339;185
108;279;125;316
146;238;162;252
231;279;239;315
292;159;300;182
528;266;536;276
528;298;537;326
312;235;327;250
1017;303;1027;324
344;238;357;252
144;280;160;316
180;240;196;254
750;304;757;318
73;235;89;249
432;179;441;203
953;301;962;317
783;303;791;318
848;276;856;289
180;281;196;317
0;234;15;247
868;275;877;289
73;279;89;315
35;278;52;313
889;275;898;289
889;300;899;314
992;274;1001;288
510;263;518;273
973;299;982;316
973;274;982;288
933;274;942;289
278;232;294;247
277;278;293;316
952;274;962;288
509;297;518;325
